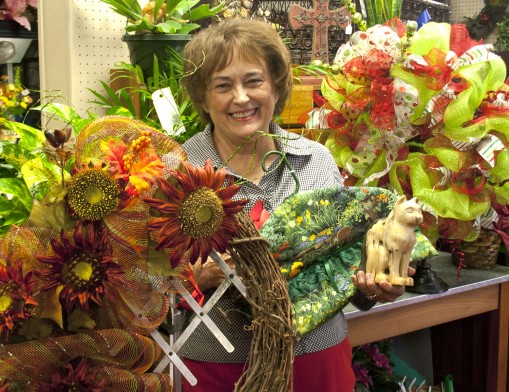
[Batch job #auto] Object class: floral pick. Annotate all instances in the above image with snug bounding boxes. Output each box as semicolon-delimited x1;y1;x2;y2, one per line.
249;199;271;230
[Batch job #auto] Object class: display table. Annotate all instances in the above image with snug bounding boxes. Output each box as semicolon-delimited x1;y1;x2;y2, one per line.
344;252;509;391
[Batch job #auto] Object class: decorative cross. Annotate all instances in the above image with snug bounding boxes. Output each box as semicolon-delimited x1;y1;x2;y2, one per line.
288;0;350;62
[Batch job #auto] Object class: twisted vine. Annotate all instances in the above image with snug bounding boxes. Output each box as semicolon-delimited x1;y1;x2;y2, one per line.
227;211;295;392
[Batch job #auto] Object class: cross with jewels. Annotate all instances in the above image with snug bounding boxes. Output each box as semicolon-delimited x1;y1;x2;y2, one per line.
288;0;350;62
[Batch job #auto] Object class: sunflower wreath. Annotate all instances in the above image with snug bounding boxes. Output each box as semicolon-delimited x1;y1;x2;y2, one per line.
0;116;188;390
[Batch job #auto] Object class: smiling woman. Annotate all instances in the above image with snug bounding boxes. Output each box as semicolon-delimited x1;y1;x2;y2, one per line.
176;17;409;392
182;19;292;183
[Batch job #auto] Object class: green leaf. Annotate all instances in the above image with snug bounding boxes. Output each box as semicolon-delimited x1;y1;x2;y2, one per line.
154;0;166;20
175;22;200;35
126;19;155;32
166;0;190;16
106;106;134;117
0;162;17;178
0;207;29;227
147;245;180;277
72;118;94;137
28;201;75;232
157;20;182;33
0;195;31;237
67;308;96;332
16;318;54;340
184;2;225;22
3;121;45;151
90;80;124;107
0;142;36;171
20;155;66;199
40;286;64;329
32;102;79;124
0;177;32;211
99;0;143;19
152;53;161;89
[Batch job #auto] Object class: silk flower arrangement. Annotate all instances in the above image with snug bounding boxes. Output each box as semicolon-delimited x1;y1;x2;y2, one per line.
305;19;509;244
0;116;259;390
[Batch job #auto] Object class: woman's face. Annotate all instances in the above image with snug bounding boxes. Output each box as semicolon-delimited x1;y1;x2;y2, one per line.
203;56;279;144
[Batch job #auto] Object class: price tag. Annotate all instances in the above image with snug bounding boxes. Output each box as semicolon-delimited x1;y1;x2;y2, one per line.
152;88;185;136
345;22;352;35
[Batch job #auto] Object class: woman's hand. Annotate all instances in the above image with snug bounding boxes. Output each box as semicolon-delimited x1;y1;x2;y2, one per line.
193;253;236;291
350;267;415;303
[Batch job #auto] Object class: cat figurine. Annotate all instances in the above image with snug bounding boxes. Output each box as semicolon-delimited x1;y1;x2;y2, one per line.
365;195;423;286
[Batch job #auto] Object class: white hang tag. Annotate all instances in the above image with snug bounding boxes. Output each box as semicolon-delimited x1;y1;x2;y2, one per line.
345;22;352;35
152;87;186;136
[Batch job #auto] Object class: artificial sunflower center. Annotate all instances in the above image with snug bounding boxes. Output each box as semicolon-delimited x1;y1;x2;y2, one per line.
64;252;102;289
67;169;120;221
85;186;104;205
179;188;224;239
195;205;213;223
73;261;94;282
0;294;12;313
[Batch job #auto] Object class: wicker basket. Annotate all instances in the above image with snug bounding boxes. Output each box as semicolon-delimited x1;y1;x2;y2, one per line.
451;230;501;269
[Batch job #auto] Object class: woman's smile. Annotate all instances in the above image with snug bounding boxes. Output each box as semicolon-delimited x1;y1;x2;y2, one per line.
230;108;258;119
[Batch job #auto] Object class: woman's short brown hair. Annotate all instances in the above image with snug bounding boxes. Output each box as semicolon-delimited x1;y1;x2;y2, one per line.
182;19;293;124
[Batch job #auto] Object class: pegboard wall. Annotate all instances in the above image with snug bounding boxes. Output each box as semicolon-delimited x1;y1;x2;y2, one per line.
39;0;129;118
451;0;484;23
72;0;129;109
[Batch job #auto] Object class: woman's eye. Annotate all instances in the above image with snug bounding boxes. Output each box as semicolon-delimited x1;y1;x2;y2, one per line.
214;83;231;91
246;79;263;86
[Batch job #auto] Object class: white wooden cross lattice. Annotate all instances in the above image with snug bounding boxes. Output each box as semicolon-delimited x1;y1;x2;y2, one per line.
151;250;248;390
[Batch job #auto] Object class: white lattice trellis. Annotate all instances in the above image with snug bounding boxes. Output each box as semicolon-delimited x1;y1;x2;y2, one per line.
151;250;248;391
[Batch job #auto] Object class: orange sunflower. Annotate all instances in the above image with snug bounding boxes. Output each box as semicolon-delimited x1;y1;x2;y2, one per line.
36;222;123;312
0;259;38;339
144;159;248;267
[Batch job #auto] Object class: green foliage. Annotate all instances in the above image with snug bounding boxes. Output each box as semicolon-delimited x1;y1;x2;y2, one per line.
496;17;509;51
88;49;204;144
99;0;225;34
0;103;91;238
464;0;509;41
364;0;402;27
0;121;43;237
31;100;95;139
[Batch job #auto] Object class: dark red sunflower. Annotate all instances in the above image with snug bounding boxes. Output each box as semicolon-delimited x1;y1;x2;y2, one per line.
38;357;110;392
0;259;38;339
36;222;123;312
144;159;248;267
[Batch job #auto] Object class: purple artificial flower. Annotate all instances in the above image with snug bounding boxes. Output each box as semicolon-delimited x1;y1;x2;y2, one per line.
352;362;372;388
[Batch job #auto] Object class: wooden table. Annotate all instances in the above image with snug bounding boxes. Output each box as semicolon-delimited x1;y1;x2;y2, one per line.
344;252;509;391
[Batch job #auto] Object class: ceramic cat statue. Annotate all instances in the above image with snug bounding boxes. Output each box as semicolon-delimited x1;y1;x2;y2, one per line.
365;195;423;286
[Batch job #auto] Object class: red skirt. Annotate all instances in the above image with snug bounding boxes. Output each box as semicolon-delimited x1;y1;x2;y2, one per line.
182;338;356;392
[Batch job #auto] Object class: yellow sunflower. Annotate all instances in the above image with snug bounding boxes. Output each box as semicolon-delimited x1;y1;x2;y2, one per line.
144;159;248;267
66;166;121;222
